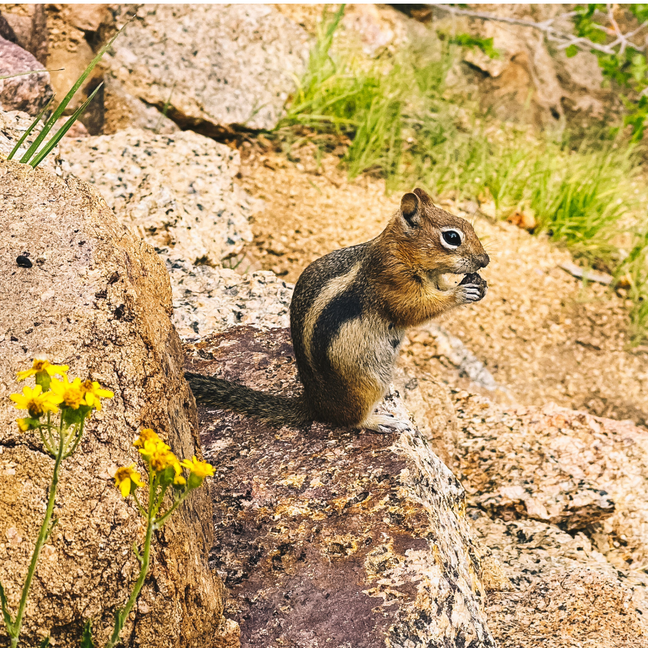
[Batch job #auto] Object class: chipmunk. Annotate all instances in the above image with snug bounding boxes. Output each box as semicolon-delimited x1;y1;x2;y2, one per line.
187;188;489;433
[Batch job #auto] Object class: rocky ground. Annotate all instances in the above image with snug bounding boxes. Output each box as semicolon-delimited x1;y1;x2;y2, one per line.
2;3;648;647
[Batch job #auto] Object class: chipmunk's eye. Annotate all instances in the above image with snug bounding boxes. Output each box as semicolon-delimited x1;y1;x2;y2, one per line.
441;229;463;249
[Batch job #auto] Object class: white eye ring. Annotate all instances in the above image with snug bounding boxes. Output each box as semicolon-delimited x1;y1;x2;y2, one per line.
440;227;464;250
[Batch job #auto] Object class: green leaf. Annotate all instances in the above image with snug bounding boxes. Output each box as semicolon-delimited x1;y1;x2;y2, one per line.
20;23;126;164
39;637;51;648
565;44;579;58
6;95;54;161
30;80;104;168
80;620;95;648
0;579;14;630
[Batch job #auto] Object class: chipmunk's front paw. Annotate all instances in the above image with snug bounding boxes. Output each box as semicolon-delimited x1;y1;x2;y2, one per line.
457;272;488;304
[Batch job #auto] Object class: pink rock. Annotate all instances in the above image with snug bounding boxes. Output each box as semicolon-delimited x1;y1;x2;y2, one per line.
0;36;53;115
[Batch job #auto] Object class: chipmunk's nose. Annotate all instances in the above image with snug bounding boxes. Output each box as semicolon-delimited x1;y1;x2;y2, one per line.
476;253;490;269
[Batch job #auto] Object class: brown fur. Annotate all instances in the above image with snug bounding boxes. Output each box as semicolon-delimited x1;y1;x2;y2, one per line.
188;188;489;432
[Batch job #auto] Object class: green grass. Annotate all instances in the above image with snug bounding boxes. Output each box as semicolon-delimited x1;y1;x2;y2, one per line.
276;6;648;344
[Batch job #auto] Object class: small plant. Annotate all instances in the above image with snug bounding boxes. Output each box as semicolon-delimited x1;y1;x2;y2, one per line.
96;428;214;648
0;359;214;647
6;25;126;167
1;360;113;648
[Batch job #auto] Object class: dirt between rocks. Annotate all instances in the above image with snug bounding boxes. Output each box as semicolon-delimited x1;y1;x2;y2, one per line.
240;148;648;429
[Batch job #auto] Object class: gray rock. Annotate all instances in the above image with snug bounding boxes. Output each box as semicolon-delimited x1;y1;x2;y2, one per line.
103;77;179;135
58;128;257;266
185;326;496;647
107;5;310;132
0;37;53;115
167;259;292;341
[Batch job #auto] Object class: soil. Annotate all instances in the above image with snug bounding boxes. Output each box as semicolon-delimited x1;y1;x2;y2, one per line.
240;144;648;429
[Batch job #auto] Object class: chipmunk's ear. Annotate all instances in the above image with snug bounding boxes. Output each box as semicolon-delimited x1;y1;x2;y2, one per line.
413;187;433;206
400;192;421;227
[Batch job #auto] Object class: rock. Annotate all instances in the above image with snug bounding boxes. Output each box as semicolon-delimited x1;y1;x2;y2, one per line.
0;159;235;647
167;260;292;341
103;77;179;135
185;326;496;647
0;14;17;43
473;511;648;647
0;4;48;63
431;5;616;126
44;6;104;134
0;37;53;115
393;365;459;468
106;5;310;133
56;4;110;33
58;128;257;266
454;393;648;570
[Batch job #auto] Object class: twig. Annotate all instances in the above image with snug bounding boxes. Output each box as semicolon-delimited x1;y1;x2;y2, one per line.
434;4;647;56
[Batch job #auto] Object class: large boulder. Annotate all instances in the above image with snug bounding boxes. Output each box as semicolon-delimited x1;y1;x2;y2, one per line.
58;128;257;266
185;327;496;647
106;5;310;134
0;159;236;647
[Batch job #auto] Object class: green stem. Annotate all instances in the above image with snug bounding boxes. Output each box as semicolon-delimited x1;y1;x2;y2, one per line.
104;475;155;648
155;491;190;529
63;416;85;459
9;429;66;647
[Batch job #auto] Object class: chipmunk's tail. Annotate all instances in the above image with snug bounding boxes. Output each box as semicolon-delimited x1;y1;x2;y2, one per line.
185;372;312;427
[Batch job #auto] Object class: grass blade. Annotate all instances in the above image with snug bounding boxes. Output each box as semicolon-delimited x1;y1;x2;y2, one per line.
19;24;125;164
0;580;13;631
30;83;103;168
80;620;95;648
0;68;63;81
6;95;55;161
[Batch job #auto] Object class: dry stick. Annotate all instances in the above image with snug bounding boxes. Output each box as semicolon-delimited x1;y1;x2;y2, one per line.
433;4;648;55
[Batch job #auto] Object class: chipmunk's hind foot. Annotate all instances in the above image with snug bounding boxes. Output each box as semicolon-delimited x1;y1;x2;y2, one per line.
361;413;409;435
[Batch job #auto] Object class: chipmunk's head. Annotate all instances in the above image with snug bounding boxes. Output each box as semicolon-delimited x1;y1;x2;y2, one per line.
393;188;489;279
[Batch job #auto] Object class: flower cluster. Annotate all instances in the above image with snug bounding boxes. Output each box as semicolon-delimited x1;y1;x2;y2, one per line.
9;359;113;457
114;428;214;500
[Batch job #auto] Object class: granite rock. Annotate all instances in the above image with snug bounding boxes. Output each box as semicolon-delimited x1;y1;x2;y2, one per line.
106;5;310;134
0;4;48;63
0;159;235;646
167;259;292;341
454;394;648;558
103;76;179;135
474;512;648;647
58;128;256;266
0;109;59;173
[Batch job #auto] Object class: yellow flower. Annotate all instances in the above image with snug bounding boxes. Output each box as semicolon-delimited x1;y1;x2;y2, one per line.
17;359;69;381
133;428;161;448
16;418;31;432
137;438;178;474
81;380;114;411
114;464;144;498
180;456;214;488
10;385;60;418
180;456;215;479
49;376;86;409
172;460;186;486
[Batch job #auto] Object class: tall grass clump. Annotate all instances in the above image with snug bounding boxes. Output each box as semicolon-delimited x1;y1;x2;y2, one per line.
278;6;648;343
